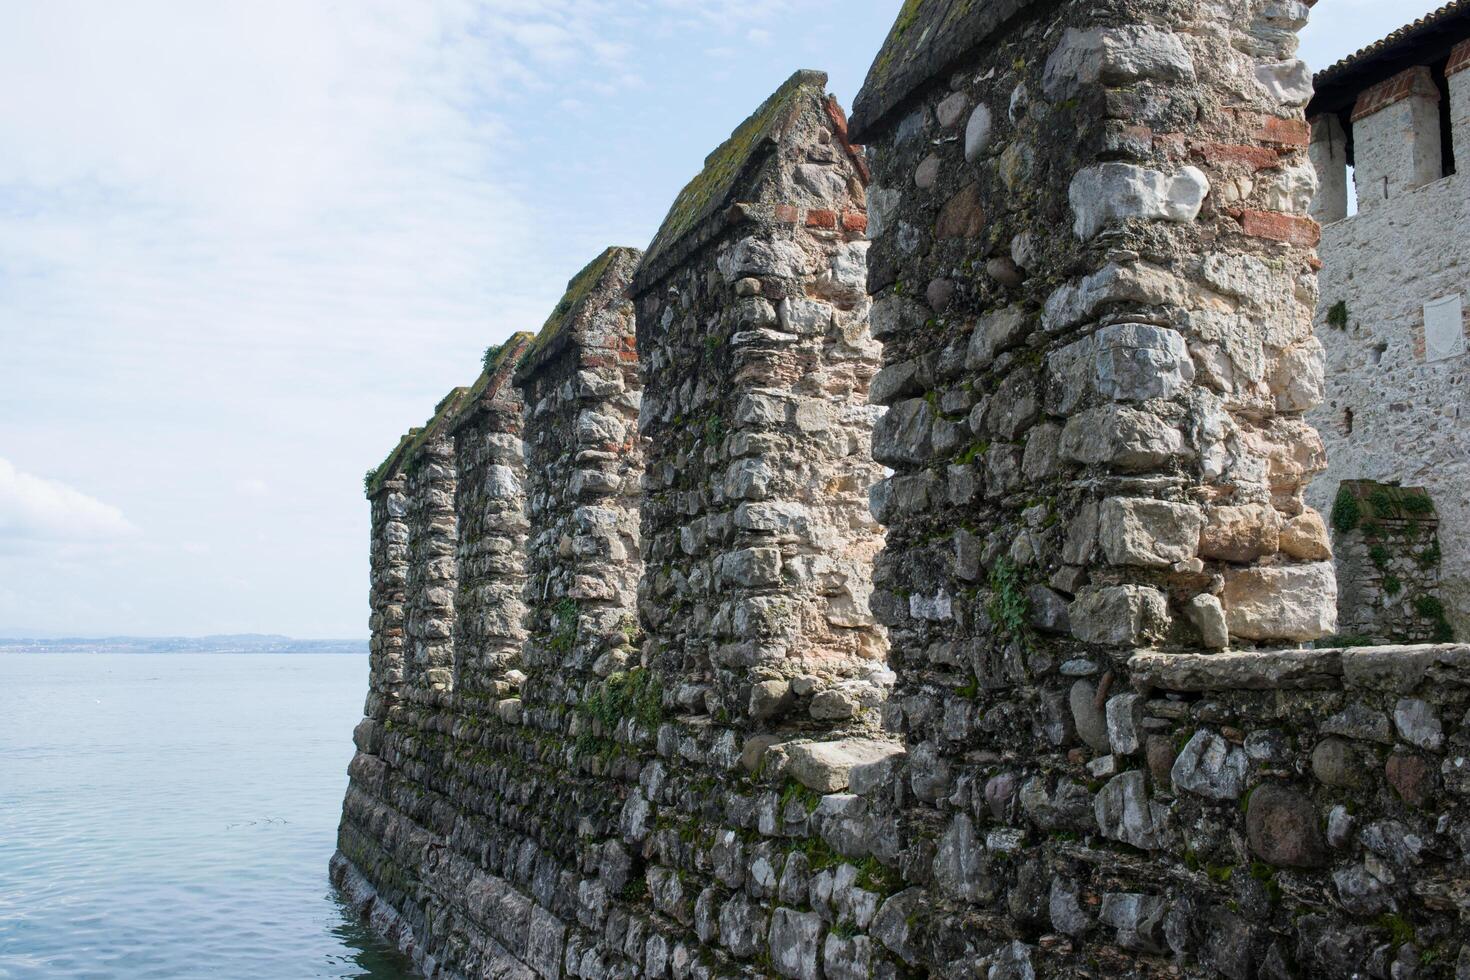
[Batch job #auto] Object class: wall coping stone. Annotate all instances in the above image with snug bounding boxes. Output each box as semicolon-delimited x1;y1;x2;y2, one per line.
849;0;1037;143
631;69;831;296
515;246;642;383
1351;64;1440;122
1129;644;1470;692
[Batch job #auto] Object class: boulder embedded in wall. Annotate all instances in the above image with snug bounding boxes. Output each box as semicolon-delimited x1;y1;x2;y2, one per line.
1069;164;1209;239
1059;405;1184;471
1094;770;1166;850
1042;26;1195;100
768;907;824;980
1171;730;1247;800
1090;323;1196;403
787;740;905;794
1099;497;1203;568
1279;511;1331;561
1223;562;1337;642
1246;784;1326;868
1199;504;1281;563
935;183;986;239
1069;585;1170;647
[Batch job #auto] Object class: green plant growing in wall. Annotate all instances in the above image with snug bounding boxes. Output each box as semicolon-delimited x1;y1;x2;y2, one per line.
481;343;504;373
547;598;579;657
1414;595;1455;642
578;667;663;736
1369;487;1398;520
987;558;1032;651
1332;486;1361;534
1402;494;1434;516
1418;540;1442;568
1383;574;1402;597
1369;545;1391;570
1326;300;1349;331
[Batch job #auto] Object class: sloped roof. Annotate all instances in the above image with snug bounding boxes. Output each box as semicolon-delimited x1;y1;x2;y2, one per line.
516;246;641;381
631;70;829;294
849;0;1036;143
1309;1;1470;116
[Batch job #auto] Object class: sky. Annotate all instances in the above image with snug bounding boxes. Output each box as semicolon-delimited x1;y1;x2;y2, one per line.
0;0;1447;639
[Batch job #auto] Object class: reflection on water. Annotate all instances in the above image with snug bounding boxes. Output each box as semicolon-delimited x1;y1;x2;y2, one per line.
0;653;416;980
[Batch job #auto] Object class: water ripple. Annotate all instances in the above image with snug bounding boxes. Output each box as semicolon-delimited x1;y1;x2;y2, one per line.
0;653;415;980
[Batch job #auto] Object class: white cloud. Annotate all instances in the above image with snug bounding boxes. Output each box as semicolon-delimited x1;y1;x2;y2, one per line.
0;458;138;542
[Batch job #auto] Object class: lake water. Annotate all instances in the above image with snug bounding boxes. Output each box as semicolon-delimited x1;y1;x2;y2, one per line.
0;653;417;980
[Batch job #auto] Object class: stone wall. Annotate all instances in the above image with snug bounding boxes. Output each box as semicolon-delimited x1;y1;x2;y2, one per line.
330;3;1470;977
829;0;1464;975
1307;39;1470;641
1331;480;1452;645
405;390;468;702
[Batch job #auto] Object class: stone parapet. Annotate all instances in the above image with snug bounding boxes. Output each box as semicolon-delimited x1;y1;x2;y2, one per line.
632;69;890;736
450;333;534;700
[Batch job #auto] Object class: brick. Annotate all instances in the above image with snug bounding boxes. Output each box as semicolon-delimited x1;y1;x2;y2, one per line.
841;211;868;234
773;203;800;224
1198;142;1280;171
1238;210;1321;247
1352;66;1439;122
1448;38;1470;76
1256;115;1311;148
824;95;871;183
806;209;838;229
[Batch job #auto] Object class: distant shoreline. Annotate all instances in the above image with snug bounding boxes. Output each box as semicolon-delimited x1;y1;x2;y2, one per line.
0;634;367;655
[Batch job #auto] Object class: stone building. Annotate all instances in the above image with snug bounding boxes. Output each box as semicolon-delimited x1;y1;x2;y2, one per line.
1306;3;1470;641
332;3;1470;978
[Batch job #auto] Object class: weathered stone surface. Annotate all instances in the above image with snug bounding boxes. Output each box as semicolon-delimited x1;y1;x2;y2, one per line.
1199;504;1281;563
787;740;905;794
1246;784;1326;868
1069;585;1169;647
1069;163;1209;239
1171;731;1247;800
1095;770;1165;851
1098;497;1203;568
1223;563;1338;641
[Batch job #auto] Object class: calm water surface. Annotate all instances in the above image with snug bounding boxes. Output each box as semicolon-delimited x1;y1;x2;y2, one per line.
0;653;417;980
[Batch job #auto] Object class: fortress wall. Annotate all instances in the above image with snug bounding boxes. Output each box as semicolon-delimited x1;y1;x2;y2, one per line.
512;246;646;729
333;3;1470;977
365;467;410;721
404;393;467;702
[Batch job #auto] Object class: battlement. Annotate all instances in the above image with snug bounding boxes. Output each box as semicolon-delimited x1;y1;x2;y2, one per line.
333;4;1470;977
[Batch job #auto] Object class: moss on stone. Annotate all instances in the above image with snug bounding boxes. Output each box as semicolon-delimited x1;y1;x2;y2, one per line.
640;70;827;278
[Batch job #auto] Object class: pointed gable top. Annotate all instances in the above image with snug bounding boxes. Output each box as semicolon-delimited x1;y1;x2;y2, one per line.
516;246;641;383
632;69;829;295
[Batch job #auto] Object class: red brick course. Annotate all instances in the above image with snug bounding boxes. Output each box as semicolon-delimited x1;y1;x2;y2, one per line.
1448;38;1470;76
1198;142;1281;171
1352;66;1439;122
806;209;837;229
1238;210;1321;247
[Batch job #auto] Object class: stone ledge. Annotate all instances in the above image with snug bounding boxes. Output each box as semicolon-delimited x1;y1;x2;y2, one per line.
1128;643;1470;692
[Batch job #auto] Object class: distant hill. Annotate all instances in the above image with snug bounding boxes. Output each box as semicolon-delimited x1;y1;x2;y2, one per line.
0;633;367;654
